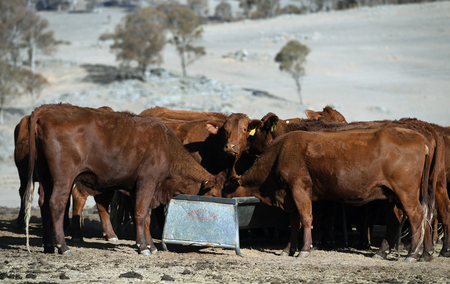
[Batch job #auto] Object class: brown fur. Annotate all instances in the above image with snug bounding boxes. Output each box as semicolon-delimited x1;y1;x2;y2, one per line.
251;115;447;259
142;110;261;178
24;104;224;255
140;106;228;123
15;109;118;242
227;127;431;261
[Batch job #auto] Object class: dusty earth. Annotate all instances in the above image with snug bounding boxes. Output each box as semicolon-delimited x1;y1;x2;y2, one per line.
1;206;450;283
1;1;450;283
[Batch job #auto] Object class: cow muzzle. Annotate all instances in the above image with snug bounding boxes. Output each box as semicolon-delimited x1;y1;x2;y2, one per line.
224;143;239;156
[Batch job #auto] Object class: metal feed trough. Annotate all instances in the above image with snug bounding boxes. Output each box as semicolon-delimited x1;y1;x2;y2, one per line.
161;194;289;255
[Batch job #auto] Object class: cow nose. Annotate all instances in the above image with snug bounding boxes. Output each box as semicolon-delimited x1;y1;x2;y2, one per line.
224;143;238;155
226;144;235;150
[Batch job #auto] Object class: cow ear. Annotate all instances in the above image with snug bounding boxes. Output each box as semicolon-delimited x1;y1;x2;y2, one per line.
205;123;219;134
265;114;279;130
231;176;242;188
248;120;263;135
305;110;321;120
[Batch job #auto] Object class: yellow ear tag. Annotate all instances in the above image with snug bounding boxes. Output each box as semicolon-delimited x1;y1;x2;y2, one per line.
249;128;256;136
271;122;276;132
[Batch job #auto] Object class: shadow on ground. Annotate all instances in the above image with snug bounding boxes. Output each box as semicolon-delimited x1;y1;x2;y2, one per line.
81;64;119;85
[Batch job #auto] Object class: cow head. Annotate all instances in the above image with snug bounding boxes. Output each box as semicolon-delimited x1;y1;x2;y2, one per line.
249;113;280;155
201;173;226;197
222;113;260;160
305;106;347;123
223;175;249;198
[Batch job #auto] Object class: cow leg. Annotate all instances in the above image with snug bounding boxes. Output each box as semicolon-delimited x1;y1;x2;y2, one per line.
71;184;89;242
93;191;118;242
312;202;323;248
435;185;450;257
420;214;434;262
144;210;157;254
281;211;300;256
374;202;402;259
38;184;55;254
16;178;28;228
357;204;371;249
401;201;426;262
63;194;71;235
431;211;439;244
291;184;313;258
49;181;73;255
134;185;156;255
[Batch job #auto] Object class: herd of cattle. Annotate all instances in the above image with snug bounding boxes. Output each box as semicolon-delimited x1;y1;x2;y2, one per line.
13;103;450;262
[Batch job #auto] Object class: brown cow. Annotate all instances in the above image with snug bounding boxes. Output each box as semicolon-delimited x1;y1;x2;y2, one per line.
304;105;347;123
334;119;447;258
140;106;228;123
24;104;224;255
225;127;432;262
245;108;348;246
250;116;448;258
421;121;450;257
249;106;347;156
14;110;118;243
141;110;261;178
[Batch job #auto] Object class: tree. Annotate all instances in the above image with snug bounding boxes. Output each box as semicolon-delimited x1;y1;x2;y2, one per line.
239;0;257;18
23;12;56;73
187;0;209;18
254;0;280;18
0;0;52;123
0;0;30;67
275;40;310;105
108;8;167;79
161;5;205;77
18;68;49;103
0;62;18;124
215;2;233;21
0;0;55;71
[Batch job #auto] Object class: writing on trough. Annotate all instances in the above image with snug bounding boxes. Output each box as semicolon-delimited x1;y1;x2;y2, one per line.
185;209;218;221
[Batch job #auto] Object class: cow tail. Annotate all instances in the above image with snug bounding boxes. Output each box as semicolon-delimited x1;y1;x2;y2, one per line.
428;127;444;224
412;147;430;255
24;110;39;253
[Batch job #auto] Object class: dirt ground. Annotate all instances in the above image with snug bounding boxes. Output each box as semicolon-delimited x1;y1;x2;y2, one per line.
1;206;449;283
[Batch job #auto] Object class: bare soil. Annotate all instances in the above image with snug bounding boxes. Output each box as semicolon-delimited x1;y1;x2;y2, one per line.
1;207;449;283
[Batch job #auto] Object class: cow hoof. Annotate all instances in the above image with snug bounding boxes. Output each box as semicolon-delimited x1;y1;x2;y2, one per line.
419;255;433;262
372;254;384;260
439;249;450;257
149;248;158;255
62;250;73;256
297;251;310;258
140;249;151;255
108;237;119;243
404;257;417;263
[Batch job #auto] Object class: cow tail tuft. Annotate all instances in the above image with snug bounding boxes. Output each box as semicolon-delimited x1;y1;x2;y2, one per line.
24;110;39;253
